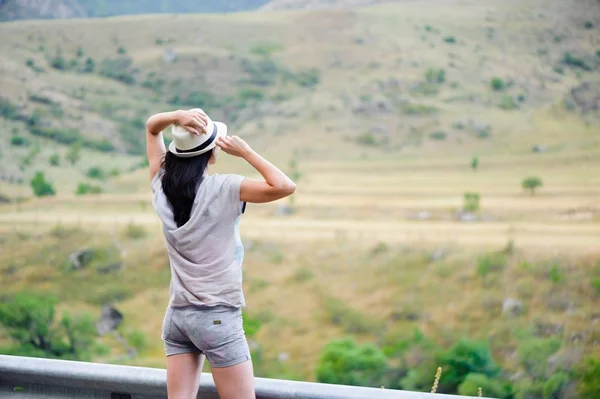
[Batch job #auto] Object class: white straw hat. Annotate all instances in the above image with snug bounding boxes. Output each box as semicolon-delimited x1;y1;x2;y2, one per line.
168;116;227;158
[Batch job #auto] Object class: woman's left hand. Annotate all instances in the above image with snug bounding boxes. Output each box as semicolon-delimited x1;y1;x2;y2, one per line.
176;108;209;135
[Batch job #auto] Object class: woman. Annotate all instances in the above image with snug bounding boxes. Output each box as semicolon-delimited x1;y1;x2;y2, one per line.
145;108;296;399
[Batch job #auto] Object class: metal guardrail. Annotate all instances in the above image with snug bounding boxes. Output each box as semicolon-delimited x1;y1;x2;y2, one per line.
0;355;488;398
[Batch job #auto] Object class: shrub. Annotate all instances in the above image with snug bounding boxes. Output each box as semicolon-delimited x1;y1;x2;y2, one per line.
490;77;505;91
124;222;146;239
499;95;518;110
126;330;147;352
10;136;28;146
65;142;81;165
425;68;446;84
591;277;600;295
50;51;67;70
583;21;593;29
521;176;543;195
444;36;457;43
99;57;136;85
463;192;480;212
49;153;60;166
30;171;56;197
458;373;509;398
477;252;506;277
402;102;438;115
323;297;377;334
562;52;590;71
25;58;44;73
356;132;378;146
429;131;447;140
471;156;479;171
240;57;280;87
75;183;102;195
288;68;321;88
28;93;55;105
87;167;105;180
155;38;164;45
291;266;313;282
82;57;95;73
238;87;264;102
438;338;501;393
543;372;570;399
517;337;561;379
316;337;388;387
0;97;21;121
117;46;127;55
575;357;600;398
76;47;84;58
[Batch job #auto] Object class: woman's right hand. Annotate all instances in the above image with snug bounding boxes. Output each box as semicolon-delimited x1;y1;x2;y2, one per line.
216;136;253;158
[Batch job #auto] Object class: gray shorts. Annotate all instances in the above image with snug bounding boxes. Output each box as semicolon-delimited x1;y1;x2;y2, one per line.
161;305;251;368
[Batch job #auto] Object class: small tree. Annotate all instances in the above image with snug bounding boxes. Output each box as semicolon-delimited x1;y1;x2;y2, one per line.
471;156;479;171
522;176;543;195
30;171;56;197
65;142;81;165
490;77;505;91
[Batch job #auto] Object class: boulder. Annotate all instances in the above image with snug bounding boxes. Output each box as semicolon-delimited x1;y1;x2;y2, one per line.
68;248;94;270
96;262;123;274
96;305;123;336
502;298;523;316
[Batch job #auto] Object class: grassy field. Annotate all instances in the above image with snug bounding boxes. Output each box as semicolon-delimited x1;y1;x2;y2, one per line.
1;0;600;392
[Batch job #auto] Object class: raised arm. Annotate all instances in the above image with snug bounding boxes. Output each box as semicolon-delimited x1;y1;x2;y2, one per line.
145;109;208;180
216;136;296;203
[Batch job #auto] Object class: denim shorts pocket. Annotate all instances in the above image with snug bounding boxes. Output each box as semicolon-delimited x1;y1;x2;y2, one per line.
199;308;241;349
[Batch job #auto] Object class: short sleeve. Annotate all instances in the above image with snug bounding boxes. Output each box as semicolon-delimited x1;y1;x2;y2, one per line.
221;174;246;216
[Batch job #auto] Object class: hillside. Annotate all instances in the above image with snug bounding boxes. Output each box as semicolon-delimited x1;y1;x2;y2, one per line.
0;0;269;21
1;0;600;396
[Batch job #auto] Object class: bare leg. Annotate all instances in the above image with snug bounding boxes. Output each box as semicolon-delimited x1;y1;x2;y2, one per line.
211;360;256;399
166;352;205;399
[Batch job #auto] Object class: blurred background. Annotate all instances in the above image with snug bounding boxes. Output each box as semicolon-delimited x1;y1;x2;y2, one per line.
0;0;599;397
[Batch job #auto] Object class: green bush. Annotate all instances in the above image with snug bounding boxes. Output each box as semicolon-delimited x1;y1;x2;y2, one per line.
323;297;378;334
238;87;264;102
429;131;447;140
76;47;84;58
517;337;561;379
124;222;146;239
444;36;457;43
0;293;97;361
562;52;590;71
522;176;543;195
291;266;313;282
29;93;56;105
583;21;593;29
0;97;22;121
126;330;147;352
75;183;103;195
490;77;505;91
437;338;501;392
30;171;56;197
82;57;95;73
99;57;136;84
471;156;479;171
286;68;321;88
87;167;105;180
591;277;600;295
499;95;518;110
463;192;480;212
50;51;67;70
10;135;29;146
356;132;379;146
477;252;506;277
117;46;127;55
316;337;388;387
458;373;509;398
65;142;81;165
49;153;60;166
425;68;446;84
240;57;280;87
575;357;600;398
542;372;569;399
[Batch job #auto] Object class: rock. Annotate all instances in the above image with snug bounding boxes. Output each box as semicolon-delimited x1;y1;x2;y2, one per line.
275;205;294;217
96;305;124;336
532;144;547;153
68;248;94;270
502;298;523;316
456;211;477;222
96;262;123;274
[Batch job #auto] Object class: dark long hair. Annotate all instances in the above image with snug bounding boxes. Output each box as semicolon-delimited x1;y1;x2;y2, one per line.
161;150;212;227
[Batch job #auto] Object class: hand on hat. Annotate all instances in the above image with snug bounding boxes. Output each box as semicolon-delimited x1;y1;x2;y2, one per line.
216;136;252;158
176;108;209;136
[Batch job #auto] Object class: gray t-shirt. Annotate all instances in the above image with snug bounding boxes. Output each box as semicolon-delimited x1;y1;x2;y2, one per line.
151;171;247;309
